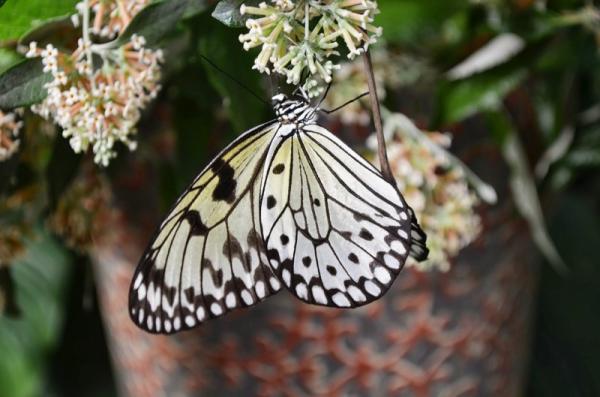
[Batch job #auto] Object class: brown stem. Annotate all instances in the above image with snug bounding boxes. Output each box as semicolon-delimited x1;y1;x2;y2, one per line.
362;50;393;183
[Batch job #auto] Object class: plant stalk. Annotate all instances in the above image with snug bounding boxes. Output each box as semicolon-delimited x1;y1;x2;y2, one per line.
363;50;393;183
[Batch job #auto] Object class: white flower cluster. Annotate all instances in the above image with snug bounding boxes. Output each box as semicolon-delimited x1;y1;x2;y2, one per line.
380;121;482;271
239;0;382;96
25;35;163;166
73;0;150;38
0;110;23;161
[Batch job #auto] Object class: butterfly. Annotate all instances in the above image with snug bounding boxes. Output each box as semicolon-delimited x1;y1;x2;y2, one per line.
129;91;428;334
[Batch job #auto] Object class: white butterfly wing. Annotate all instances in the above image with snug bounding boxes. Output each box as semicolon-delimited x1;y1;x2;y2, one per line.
260;125;418;307
129;122;283;334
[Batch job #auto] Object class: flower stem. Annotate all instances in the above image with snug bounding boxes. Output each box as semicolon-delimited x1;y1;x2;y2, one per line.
363;50;393;183
82;0;96;91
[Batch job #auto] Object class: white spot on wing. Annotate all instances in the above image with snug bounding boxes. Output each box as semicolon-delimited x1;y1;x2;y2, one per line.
241;290;254;305
347;286;367;303
391;240;407;255
384;253;401;270
295;283;308;299
332;293;351;307
270;277;281;290
282;269;291;287
211;303;223;315
255;281;266;298
196;306;205;321
133;273;143;289
147;316;153;330
137;284;146;300
365;281;381;296
312;285;327;304
185;315;196;327
225;292;237;308
374;266;391;284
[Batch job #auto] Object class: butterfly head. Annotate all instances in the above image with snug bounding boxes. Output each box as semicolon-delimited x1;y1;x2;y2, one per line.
272;93;317;126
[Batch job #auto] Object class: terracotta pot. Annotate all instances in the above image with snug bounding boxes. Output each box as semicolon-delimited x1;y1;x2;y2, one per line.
92;184;537;396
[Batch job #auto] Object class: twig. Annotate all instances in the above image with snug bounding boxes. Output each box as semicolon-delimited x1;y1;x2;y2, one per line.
363;50;393;183
82;0;96;91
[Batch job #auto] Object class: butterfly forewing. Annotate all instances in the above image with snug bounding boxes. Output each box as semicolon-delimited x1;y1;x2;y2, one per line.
129;122;282;334
260;125;413;308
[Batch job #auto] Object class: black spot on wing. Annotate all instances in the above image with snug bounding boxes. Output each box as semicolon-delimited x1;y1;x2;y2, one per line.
214;269;224;287
184;287;194;303
266;195;277;209
359;228;374;241
211;158;237;203
273;163;285;174
164;286;177;305
185;210;209;236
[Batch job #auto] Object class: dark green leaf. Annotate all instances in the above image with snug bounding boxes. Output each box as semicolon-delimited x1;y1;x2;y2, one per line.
486;110;567;273
18;15;78;49
378;0;467;44
212;0;260;28
0;58;50;109
0;228;72;397
0;0;78;41
436;66;526;125
198;19;266;133
46;136;81;211
184;0;210;18
564;148;600;168
116;0;192;47
0;0;7;8
0;48;21;75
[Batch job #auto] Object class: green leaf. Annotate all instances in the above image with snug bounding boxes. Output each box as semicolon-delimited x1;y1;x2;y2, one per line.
0;228;73;397
198;19;266;133
212;0;260;28
436;65;526;125
378;0;467;44
0;0;78;42
0;58;50;109
116;0;193;47
18;15;77;49
184;0;210;18
0;47;21;74
46;135;81;211
0;0;7;8
486;110;567;273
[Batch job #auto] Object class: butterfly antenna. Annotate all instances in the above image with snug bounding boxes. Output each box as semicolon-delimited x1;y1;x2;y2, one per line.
320;91;370;114
317;82;332;108
199;53;270;107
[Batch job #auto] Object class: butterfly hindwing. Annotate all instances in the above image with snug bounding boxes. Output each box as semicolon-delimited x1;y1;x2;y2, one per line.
260;125;413;308
129;122;282;334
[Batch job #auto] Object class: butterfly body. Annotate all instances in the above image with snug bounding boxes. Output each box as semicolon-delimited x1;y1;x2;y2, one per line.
129;93;427;334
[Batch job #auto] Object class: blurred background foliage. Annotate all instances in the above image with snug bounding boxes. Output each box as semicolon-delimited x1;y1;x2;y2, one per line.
0;0;599;396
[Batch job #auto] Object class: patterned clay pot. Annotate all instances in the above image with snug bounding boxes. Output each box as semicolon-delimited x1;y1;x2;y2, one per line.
92;179;537;397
